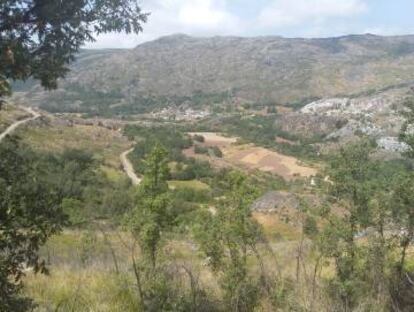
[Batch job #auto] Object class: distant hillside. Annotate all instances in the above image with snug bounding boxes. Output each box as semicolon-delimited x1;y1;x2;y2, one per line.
16;33;414;113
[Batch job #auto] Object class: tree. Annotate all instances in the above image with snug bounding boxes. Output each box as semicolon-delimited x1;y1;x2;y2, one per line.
390;95;414;310
127;144;178;309
194;171;263;311
0;137;65;311
130;144;171;267
320;140;379;310
399;96;414;158
0;0;148;105
317;139;414;310
397;96;414;274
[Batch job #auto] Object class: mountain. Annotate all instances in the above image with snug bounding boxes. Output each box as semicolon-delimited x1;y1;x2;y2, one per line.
17;33;414;112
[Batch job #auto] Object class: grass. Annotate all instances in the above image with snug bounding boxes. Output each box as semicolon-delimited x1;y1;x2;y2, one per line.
101;165;126;183
168;179;210;190
23;229;209;311
0;104;31;132
17;119;131;179
23;229;140;311
253;212;302;241
22;224;307;311
19;123;129;165
24;269;140;312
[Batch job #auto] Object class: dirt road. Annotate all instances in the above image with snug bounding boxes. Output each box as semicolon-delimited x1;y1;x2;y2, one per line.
0;106;40;143
120;148;142;185
0;105;142;186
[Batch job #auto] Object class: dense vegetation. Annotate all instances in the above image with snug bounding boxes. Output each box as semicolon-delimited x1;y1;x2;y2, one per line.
198;115;320;159
120;137;414;312
124;125;216;181
38;85;230;118
0;136;135;310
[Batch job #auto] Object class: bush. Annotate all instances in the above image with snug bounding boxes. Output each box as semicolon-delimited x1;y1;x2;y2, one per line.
194;145;208;155
193;134;205;143
211;146;223;158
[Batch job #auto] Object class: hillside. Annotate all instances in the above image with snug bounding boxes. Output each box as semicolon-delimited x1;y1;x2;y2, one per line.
17;33;414;114
4;34;414;311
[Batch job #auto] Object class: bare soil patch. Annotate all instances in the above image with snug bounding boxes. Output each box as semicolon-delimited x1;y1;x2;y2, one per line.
275;136;297;145
187;132;317;180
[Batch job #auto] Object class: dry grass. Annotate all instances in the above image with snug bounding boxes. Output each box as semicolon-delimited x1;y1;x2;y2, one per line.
168;180;210;190
225;145;317;180
253;212;301;241
188;132;237;146
0;104;31;132
23;229;221;311
17;118;131;174
24;269;140;312
22;222;323;311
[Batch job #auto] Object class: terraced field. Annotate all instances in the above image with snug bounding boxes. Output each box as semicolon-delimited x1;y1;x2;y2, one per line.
187;132;317;180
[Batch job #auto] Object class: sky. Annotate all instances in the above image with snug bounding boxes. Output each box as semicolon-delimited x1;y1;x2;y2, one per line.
87;0;414;49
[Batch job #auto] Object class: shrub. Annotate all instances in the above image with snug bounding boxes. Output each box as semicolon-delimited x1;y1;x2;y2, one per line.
194;145;209;155
193;134;205;143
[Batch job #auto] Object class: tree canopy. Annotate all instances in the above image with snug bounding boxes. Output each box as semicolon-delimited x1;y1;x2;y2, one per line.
0;138;66;310
0;0;148;103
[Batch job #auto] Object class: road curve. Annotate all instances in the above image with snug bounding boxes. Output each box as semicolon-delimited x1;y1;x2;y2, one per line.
1;106;142;186
0;106;40;143
120;148;142;185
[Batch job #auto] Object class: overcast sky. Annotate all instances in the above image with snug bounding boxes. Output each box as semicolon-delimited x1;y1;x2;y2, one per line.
86;0;414;49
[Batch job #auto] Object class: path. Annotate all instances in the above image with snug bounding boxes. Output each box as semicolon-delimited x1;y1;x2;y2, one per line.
120;148;142;185
0;106;40;143
0;105;142;186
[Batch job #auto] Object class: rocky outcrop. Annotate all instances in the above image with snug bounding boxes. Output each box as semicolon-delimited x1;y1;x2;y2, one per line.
251;191;300;213
376;137;409;152
275;113;346;139
294;87;413;154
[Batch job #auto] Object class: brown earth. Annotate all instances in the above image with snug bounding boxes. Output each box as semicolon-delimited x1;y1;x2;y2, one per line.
187;132;317;180
275;136;297;145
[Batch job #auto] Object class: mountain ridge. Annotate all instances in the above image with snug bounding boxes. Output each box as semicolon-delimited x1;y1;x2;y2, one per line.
19;33;414;112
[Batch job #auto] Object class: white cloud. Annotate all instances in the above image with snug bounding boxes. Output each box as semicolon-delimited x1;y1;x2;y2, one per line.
87;0;242;49
87;0;373;49
257;0;367;28
177;0;237;30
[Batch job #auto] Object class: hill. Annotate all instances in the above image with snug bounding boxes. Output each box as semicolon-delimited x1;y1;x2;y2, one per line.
16;33;414;114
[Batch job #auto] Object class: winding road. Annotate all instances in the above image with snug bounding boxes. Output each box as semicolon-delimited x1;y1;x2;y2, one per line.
0;105;141;185
0;106;40;143
120;147;142;185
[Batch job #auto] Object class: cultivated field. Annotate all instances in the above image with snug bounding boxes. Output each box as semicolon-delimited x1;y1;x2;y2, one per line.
187;132;317;180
